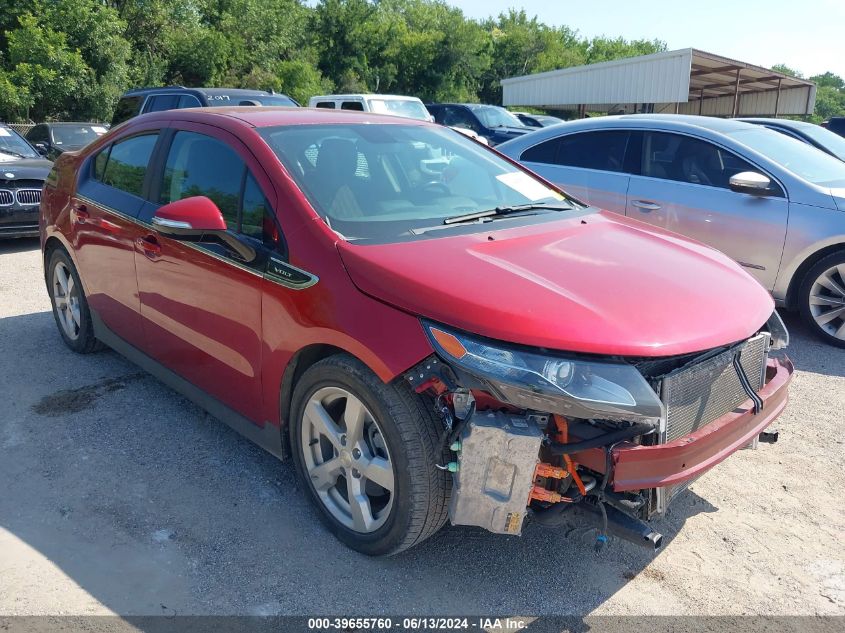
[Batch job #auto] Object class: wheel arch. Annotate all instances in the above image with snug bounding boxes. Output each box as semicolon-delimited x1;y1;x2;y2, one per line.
785;241;845;309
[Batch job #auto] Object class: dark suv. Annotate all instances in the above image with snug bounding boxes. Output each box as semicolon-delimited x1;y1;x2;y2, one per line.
0;124;53;239
425;103;531;146
111;87;298;126
823;117;845;138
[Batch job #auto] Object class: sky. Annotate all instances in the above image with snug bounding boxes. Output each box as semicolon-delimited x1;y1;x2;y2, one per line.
445;0;845;79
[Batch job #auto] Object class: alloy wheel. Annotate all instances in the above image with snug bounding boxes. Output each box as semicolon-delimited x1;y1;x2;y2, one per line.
300;386;395;533
52;261;81;340
808;263;845;341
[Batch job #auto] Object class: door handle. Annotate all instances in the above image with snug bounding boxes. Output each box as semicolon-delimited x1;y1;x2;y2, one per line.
72;204;90;224
136;235;162;259
631;200;661;211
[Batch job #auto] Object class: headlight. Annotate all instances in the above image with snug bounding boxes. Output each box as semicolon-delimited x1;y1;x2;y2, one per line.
424;322;663;423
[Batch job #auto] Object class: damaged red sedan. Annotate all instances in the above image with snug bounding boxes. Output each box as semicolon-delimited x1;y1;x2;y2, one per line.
40;108;792;555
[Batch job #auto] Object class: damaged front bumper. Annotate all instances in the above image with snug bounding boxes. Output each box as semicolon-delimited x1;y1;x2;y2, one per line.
570;356;793;493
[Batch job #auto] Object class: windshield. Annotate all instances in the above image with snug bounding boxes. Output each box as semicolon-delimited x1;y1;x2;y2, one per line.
728;127;845;187
52;124;108;148
469;105;525;129
794;124;845;162
367;98;430;121
0;127;38;160
259;123;569;243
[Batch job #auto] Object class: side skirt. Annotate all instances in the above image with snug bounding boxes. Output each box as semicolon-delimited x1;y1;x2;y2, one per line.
91;311;285;460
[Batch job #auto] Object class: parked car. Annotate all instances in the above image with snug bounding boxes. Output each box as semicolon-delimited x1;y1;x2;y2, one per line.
308;94;488;145
822;116;845;138
111;87;298;126
425;103;531;145
513;112;564;128
308;93;431;120
737;118;845;162
0;124;52;239
26;122;109;160
499;114;845;347
41;107;792;555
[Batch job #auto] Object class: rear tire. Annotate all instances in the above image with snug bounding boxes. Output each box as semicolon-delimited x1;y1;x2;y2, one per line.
46;248;102;354
798;251;845;348
289;354;450;555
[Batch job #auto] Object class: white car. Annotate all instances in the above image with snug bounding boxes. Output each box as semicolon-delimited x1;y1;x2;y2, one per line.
308;94;431;121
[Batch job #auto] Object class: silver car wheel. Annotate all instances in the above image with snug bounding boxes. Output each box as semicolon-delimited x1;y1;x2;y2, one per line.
52;261;81;341
808;263;845;341
301;386;395;533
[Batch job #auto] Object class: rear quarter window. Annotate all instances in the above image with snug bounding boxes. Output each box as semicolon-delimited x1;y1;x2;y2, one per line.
111;96;144;126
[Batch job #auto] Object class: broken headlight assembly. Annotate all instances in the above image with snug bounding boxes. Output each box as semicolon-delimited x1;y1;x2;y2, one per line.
423;321;663;423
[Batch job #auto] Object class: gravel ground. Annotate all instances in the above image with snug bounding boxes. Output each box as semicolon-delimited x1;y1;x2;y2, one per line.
1;237;843;617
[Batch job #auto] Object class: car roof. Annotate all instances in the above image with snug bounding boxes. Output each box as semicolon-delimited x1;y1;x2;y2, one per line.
127;106;431;129
311;94;422;101
123;86;281;97
736;117;814;130
42;121;107;126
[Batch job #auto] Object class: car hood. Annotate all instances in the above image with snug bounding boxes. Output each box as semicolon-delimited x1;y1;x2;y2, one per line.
336;211;775;358
0;157;53;180
493;126;531;136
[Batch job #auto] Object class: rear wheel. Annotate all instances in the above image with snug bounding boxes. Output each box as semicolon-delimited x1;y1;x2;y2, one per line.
799;251;845;348
289;354;450;555
47;248;102;353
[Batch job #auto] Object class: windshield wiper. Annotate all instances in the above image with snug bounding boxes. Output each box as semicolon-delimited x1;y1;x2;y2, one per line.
0;149;26;159
443;202;574;225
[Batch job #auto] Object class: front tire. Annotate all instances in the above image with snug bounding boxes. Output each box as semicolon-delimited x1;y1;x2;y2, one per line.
799;251;845;348
46;248;102;353
289;354;450;556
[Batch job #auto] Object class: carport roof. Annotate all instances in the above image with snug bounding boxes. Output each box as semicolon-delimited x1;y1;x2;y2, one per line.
501;48;817;116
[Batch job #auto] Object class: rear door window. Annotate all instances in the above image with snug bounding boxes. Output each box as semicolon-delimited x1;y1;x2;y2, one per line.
99;134;159;197
554;131;631;173
341;101;365;111
315;102;336;109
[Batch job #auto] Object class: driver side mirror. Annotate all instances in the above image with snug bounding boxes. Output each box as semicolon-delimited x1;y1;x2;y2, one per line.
34;142;49;156
152;196;256;262
729;171;773;196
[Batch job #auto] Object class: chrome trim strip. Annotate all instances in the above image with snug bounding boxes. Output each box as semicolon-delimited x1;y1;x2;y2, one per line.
15;188;41;206
151;216;192;229
738;261;766;271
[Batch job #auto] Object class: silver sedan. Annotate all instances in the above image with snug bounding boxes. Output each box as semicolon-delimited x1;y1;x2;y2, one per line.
498;114;845;347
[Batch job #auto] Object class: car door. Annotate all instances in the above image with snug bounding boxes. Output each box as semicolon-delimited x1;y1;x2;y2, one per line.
626;131;789;290
518;130;634;214
73;129;163;350
134;124;280;422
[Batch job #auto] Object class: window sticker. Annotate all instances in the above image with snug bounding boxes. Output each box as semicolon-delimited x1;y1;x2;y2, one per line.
92;126;108;134
496;171;563;201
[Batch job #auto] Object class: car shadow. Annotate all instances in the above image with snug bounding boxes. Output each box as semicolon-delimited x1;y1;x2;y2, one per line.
0;236;40;255
778;309;845;379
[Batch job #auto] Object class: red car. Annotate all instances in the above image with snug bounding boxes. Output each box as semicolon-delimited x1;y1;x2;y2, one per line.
40;108;793;555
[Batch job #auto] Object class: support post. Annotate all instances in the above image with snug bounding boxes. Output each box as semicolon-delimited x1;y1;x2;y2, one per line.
732;68;741;117
774;78;782;117
699;88;704;115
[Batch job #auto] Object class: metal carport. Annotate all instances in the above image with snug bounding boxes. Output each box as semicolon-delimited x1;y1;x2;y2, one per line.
501;48;816;117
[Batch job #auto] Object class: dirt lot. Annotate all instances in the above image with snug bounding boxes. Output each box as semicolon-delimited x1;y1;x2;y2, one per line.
1;237;843;617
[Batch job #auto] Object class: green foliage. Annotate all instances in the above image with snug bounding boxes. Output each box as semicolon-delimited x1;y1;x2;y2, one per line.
0;0;841;123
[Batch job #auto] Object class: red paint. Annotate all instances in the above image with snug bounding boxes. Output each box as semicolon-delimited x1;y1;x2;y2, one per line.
41;107;789;497
154;196;227;231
